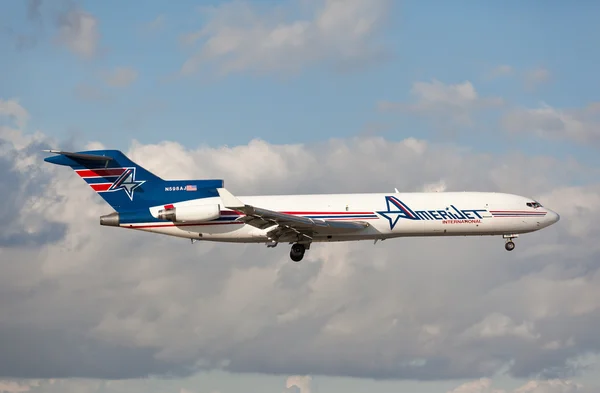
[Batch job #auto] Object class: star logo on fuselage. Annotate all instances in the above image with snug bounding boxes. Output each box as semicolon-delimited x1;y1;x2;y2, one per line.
108;168;145;200
376;196;419;230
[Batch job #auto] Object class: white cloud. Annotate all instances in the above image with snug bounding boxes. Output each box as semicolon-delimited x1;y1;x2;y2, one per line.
0;98;29;128
524;67;551;90
179;0;391;76
0;376;592;393
422;179;447;193
285;376;312;393
448;378;587;393
502;102;600;145
462;313;540;341
514;380;585;393
484;65;549;89
0;380;36;393
489;65;514;78
55;8;99;59
103;67;138;87
379;79;504;126
447;378;500;393
2;98;600;386
540;185;600;239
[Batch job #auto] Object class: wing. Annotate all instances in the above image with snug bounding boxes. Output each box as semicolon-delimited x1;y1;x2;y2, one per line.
217;188;370;243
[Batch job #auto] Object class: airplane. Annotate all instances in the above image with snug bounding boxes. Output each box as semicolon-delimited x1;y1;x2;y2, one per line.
43;149;560;262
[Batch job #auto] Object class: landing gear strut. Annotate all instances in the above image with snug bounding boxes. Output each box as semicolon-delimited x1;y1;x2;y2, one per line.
503;234;518;251
505;241;515;251
290;243;306;262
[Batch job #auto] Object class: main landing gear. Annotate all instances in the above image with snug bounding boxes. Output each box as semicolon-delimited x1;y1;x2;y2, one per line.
503;234;518;251
290;243;306;262
264;240;309;262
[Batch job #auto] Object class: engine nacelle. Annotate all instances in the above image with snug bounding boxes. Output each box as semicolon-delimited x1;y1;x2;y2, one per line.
157;203;220;223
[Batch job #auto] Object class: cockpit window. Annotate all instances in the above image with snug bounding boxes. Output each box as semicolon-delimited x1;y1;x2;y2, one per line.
527;201;543;208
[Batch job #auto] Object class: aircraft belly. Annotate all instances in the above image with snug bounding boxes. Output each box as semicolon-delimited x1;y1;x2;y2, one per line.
129;221;257;241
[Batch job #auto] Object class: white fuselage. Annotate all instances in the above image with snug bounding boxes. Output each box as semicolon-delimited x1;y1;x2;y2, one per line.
119;191;560;244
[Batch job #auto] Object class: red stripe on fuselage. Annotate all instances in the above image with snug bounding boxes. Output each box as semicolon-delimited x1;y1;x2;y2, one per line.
281;211;375;215
127;222;245;229
220;210;375;216
493;215;546;217
322;217;379;220
490;210;546;213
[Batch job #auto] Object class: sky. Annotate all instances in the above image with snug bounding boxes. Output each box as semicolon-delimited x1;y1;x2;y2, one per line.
1;0;600;392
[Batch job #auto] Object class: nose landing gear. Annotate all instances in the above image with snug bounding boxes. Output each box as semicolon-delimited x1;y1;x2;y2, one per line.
503;234;518;251
505;240;515;251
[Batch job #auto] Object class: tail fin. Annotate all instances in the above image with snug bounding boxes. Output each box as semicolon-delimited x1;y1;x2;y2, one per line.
44;149;223;212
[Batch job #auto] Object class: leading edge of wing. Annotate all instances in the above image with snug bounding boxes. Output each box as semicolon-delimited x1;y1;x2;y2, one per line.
216;188;370;232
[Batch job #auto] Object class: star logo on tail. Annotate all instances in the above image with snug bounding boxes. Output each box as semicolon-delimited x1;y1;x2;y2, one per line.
108;168;145;200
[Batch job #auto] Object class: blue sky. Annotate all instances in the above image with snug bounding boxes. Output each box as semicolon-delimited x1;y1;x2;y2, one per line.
2;1;600;393
2;0;600;156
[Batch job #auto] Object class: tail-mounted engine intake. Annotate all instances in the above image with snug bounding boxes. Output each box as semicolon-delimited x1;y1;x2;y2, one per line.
157;203;220;223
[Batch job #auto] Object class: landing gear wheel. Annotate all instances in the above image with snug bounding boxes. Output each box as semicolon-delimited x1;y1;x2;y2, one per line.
290;243;306;262
505;241;515;251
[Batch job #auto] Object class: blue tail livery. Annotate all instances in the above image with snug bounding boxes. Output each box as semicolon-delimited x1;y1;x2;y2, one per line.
43;149;223;214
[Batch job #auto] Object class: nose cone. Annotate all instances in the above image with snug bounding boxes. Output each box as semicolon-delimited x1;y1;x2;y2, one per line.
546;209;560;225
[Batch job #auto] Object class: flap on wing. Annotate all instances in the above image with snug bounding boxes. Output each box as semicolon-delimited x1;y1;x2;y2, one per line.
216;188;369;233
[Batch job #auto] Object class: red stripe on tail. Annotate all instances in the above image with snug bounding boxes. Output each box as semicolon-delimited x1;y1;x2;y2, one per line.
90;183;112;191
77;168;126;178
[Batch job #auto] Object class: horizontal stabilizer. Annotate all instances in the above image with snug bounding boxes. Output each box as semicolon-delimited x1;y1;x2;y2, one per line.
43;149;114;162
